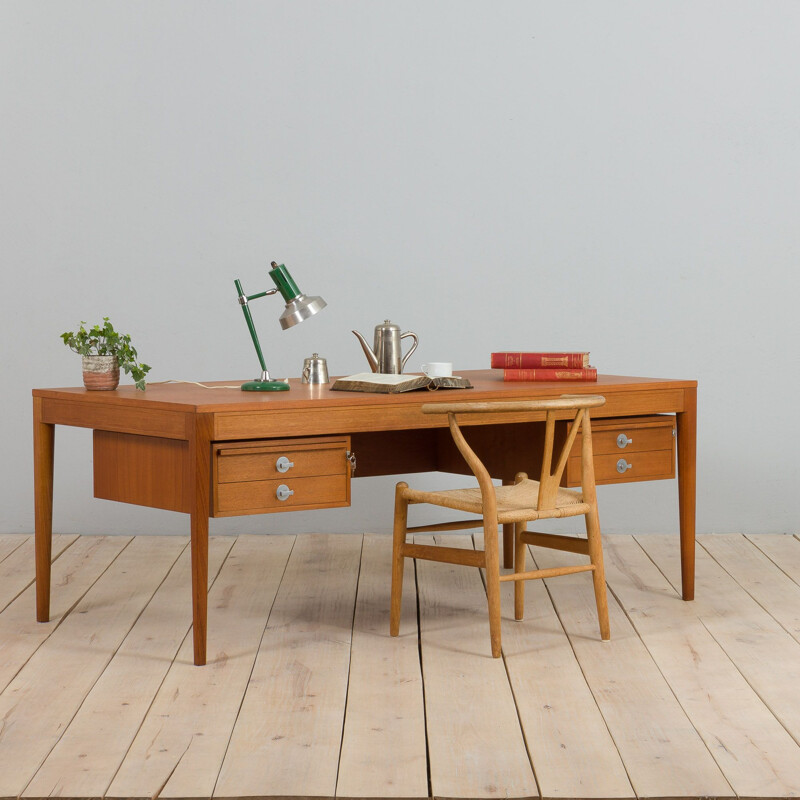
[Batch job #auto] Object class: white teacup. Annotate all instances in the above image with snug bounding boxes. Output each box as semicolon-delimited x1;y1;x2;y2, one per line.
421;362;453;378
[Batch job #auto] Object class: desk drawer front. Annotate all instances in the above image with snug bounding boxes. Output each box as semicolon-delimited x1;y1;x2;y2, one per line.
589;425;674;455
568;450;674;485
216;474;349;514
212;436;351;516
217;445;345;483
564;415;675;486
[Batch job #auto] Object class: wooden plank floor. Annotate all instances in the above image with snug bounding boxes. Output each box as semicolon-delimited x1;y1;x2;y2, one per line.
1;532;800;799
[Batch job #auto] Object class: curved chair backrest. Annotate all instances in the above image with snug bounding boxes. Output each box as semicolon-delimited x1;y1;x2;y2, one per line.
421;395;606;511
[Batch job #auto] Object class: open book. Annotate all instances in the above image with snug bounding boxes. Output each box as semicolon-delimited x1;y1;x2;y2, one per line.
330;372;473;394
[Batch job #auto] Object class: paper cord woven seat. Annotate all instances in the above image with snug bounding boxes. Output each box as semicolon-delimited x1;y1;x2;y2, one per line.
390;395;611;657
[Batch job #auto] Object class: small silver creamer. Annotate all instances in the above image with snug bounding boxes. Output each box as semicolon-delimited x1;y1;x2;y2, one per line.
301;353;329;384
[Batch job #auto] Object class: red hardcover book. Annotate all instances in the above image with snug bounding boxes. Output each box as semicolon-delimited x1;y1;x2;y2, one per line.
503;367;597;382
491;352;590;369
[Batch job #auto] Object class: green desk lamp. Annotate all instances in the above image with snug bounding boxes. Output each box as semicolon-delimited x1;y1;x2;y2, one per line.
234;261;327;391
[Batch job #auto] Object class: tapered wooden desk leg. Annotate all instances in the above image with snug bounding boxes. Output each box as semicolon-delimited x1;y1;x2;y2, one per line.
189;413;212;665
33;397;55;622
676;386;697;601
502;479;514;568
502;523;514;568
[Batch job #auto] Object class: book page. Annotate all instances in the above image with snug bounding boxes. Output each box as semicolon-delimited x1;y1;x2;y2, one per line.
338;372;419;385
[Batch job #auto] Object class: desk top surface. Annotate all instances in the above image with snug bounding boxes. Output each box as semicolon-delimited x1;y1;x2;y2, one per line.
34;370;696;414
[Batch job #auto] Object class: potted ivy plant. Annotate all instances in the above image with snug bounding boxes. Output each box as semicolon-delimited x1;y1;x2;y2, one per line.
61;318;151;391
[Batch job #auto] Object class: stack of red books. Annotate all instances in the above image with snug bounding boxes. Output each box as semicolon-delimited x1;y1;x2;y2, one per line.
490;352;597;382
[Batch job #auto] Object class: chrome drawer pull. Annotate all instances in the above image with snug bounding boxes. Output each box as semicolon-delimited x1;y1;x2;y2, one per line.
616;459;633;474
616;434;633;449
347;450;357;475
275;456;294;473
276;484;294;501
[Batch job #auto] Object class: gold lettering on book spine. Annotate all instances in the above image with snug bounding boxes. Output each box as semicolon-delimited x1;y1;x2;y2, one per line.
542;357;569;367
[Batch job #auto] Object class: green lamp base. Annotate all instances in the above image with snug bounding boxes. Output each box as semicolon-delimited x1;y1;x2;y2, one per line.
241;380;290;392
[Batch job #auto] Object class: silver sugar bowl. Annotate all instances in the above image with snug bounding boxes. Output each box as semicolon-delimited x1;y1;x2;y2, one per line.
301;353;329;384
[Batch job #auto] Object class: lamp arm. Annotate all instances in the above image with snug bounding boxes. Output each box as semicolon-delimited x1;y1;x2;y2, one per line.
244;288;279;302
234;279;269;375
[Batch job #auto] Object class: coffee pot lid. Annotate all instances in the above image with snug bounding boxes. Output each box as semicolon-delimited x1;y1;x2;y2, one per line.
375;319;400;332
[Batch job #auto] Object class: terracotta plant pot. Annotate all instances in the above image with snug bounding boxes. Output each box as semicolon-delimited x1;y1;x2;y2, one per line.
82;355;120;390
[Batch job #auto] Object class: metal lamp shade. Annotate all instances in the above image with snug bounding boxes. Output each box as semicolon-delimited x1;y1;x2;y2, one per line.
279;293;327;329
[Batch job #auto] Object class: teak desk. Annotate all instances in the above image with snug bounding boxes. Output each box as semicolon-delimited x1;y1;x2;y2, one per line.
33;370;697;665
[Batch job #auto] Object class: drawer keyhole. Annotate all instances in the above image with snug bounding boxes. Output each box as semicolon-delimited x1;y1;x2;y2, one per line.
616;434;633;449
276;484;294;501
276;456;295;473
616;459;633;474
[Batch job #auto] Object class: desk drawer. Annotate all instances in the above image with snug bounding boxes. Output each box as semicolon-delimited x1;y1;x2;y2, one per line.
216;474;349;514
217;439;347;483
572;449;675;485
212;436;351;516
563;415;675;486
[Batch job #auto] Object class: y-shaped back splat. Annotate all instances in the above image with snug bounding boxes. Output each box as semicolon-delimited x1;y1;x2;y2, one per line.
537;408;585;510
421;395;605;510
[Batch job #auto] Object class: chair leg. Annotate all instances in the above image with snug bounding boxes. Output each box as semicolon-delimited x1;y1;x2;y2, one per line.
483;519;503;658
512;472;528;622
514;521;526;621
390;482;409;637
585;506;610;640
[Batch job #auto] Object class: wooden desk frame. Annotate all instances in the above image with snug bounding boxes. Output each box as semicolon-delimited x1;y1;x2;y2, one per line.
33;371;697;665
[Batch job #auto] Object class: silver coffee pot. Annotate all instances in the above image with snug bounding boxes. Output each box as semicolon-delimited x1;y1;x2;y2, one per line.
352;320;418;374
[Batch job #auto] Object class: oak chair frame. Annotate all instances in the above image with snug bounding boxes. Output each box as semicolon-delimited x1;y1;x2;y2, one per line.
390;395;611;657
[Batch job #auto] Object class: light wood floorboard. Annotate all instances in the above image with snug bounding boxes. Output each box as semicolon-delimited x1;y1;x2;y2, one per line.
336;534;428;799
2;533;800;800
106;534;295;799
638;534;800;749
602;535;800;797
0;535;77;614
0;536;130;696
0;534;29;564
416;534;538;800
214;534;362;798
700;534;800;643
24;537;234;799
0;535;182;799
531;543;734;799
747;533;800;589
475;532;633;800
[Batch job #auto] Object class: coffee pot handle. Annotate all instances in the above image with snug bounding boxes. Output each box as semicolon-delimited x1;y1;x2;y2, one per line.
400;331;419;372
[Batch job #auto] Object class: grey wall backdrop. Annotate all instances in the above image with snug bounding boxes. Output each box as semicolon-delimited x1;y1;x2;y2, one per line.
2;1;797;537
